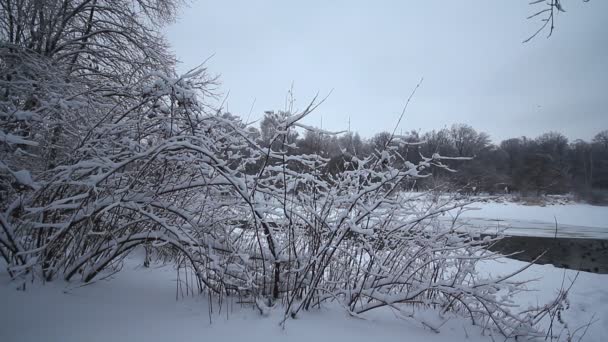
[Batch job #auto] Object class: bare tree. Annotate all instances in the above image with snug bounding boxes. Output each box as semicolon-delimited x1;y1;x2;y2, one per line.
525;0;591;43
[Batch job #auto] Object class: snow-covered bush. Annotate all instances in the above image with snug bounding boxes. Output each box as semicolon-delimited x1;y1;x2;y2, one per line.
1;67;571;338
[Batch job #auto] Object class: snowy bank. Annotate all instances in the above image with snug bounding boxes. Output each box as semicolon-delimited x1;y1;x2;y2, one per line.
1;256;605;342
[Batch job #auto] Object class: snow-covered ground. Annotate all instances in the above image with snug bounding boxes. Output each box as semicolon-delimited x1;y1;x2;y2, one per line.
1;256;606;342
457;202;608;239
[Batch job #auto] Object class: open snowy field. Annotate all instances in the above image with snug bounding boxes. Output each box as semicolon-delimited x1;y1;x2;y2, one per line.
1;255;606;342
456;201;608;239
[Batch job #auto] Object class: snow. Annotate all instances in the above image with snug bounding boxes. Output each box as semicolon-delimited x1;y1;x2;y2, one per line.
464;202;607;228
1;255;606;342
0;258;473;342
477;258;608;341
11;170;39;189
458;202;608;239
0;130;38;146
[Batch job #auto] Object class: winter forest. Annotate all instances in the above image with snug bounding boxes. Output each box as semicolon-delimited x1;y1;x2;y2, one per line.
1;1;607;342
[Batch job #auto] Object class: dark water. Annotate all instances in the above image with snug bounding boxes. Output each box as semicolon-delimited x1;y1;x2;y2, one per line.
486;235;608;274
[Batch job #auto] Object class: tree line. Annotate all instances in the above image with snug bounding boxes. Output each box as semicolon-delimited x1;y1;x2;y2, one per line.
253;112;608;201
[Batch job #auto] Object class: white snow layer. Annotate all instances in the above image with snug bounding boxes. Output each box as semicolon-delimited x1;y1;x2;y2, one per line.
458;202;608;239
1;255;606;342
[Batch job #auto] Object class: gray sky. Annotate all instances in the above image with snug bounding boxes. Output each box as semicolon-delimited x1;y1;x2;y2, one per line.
166;1;608;143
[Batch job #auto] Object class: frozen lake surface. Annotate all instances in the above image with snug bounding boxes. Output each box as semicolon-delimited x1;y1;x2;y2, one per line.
456;202;608;239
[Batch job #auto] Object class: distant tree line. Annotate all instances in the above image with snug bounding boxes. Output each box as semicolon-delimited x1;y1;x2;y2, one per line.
250;112;608;202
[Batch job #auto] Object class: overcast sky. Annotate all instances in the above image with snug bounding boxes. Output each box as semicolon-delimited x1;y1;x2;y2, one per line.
166;1;608;142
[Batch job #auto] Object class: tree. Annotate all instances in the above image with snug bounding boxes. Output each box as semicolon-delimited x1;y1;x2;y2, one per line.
569;139;593;189
591;130;608;189
370;131;392;152
421;129;453;156
525;0;591;43
593;130;608;149
0;0;199;175
449;124;490;157
0;0;176;78
535;132;571;193
260;110;298;149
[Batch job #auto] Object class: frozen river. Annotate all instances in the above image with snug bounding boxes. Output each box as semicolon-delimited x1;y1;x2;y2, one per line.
456;202;608;240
